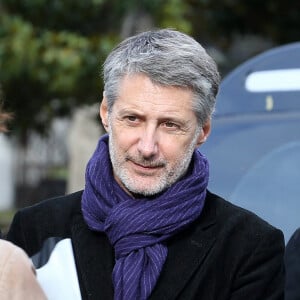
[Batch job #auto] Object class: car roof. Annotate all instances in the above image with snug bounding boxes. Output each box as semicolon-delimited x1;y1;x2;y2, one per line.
215;42;300;116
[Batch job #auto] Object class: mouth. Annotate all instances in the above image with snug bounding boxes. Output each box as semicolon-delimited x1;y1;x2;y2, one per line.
129;159;164;174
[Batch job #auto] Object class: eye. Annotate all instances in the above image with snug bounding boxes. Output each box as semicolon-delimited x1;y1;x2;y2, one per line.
163;121;180;129
124;115;140;126
126;116;137;122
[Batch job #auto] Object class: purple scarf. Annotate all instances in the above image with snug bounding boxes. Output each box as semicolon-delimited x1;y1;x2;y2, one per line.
81;134;209;300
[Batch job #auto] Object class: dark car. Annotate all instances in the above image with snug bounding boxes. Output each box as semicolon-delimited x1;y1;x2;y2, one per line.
201;42;300;243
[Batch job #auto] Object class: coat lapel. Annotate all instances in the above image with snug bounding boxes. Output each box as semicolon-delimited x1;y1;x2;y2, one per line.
71;213;114;300
150;194;217;299
69;191;217;300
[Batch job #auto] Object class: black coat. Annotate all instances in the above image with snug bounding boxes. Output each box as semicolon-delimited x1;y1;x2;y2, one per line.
285;228;300;300
7;190;284;300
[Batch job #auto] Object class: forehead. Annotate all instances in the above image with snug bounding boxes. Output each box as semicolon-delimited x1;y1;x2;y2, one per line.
113;74;196;116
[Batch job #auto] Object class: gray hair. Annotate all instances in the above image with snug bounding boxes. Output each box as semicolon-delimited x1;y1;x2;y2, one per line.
103;29;220;126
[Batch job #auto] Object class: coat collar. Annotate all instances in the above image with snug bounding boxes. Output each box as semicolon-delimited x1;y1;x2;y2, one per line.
150;191;217;299
71;213;115;299
71;191;217;300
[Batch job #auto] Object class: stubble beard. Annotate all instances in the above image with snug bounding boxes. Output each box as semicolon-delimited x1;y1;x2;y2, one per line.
108;132;199;197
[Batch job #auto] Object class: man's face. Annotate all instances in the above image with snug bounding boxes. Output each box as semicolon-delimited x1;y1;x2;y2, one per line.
100;74;210;196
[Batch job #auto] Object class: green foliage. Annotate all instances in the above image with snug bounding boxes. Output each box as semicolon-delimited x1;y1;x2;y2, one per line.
158;0;192;33
0;0;299;142
3;0;118;34
186;0;300;44
0;13;117;139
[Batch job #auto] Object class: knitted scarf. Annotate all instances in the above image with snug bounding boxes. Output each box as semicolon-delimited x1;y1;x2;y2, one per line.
81;134;209;300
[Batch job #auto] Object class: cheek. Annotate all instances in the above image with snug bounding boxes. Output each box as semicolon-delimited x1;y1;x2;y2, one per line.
111;128;136;153
159;138;188;161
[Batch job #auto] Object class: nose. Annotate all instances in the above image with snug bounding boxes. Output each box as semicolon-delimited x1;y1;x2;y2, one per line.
137;125;158;158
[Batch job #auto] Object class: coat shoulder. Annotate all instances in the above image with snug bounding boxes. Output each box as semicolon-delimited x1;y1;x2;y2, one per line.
6;191;84;253
205;190;284;243
18;190;82;222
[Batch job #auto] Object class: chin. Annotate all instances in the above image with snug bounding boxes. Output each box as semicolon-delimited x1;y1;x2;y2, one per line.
125;181;169;198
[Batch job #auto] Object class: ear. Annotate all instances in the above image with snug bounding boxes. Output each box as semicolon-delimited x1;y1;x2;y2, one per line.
100;97;109;132
195;119;211;148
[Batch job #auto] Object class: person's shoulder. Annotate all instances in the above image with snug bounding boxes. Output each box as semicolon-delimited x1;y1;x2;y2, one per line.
7;190;84;245
206;189;272;225
0;239;18;253
289;227;300;240
19;190;83;217
206;190;283;239
15;190;84;230
286;227;300;248
0;240;47;299
0;240;33;276
0;240;28;266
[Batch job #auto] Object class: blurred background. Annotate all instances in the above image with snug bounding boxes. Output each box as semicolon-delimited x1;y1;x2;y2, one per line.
0;0;300;233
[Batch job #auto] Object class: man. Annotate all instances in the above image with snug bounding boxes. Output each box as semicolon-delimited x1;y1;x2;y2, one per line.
7;29;284;299
285;228;300;300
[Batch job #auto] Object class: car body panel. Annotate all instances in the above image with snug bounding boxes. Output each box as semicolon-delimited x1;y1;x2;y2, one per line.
201;42;300;243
